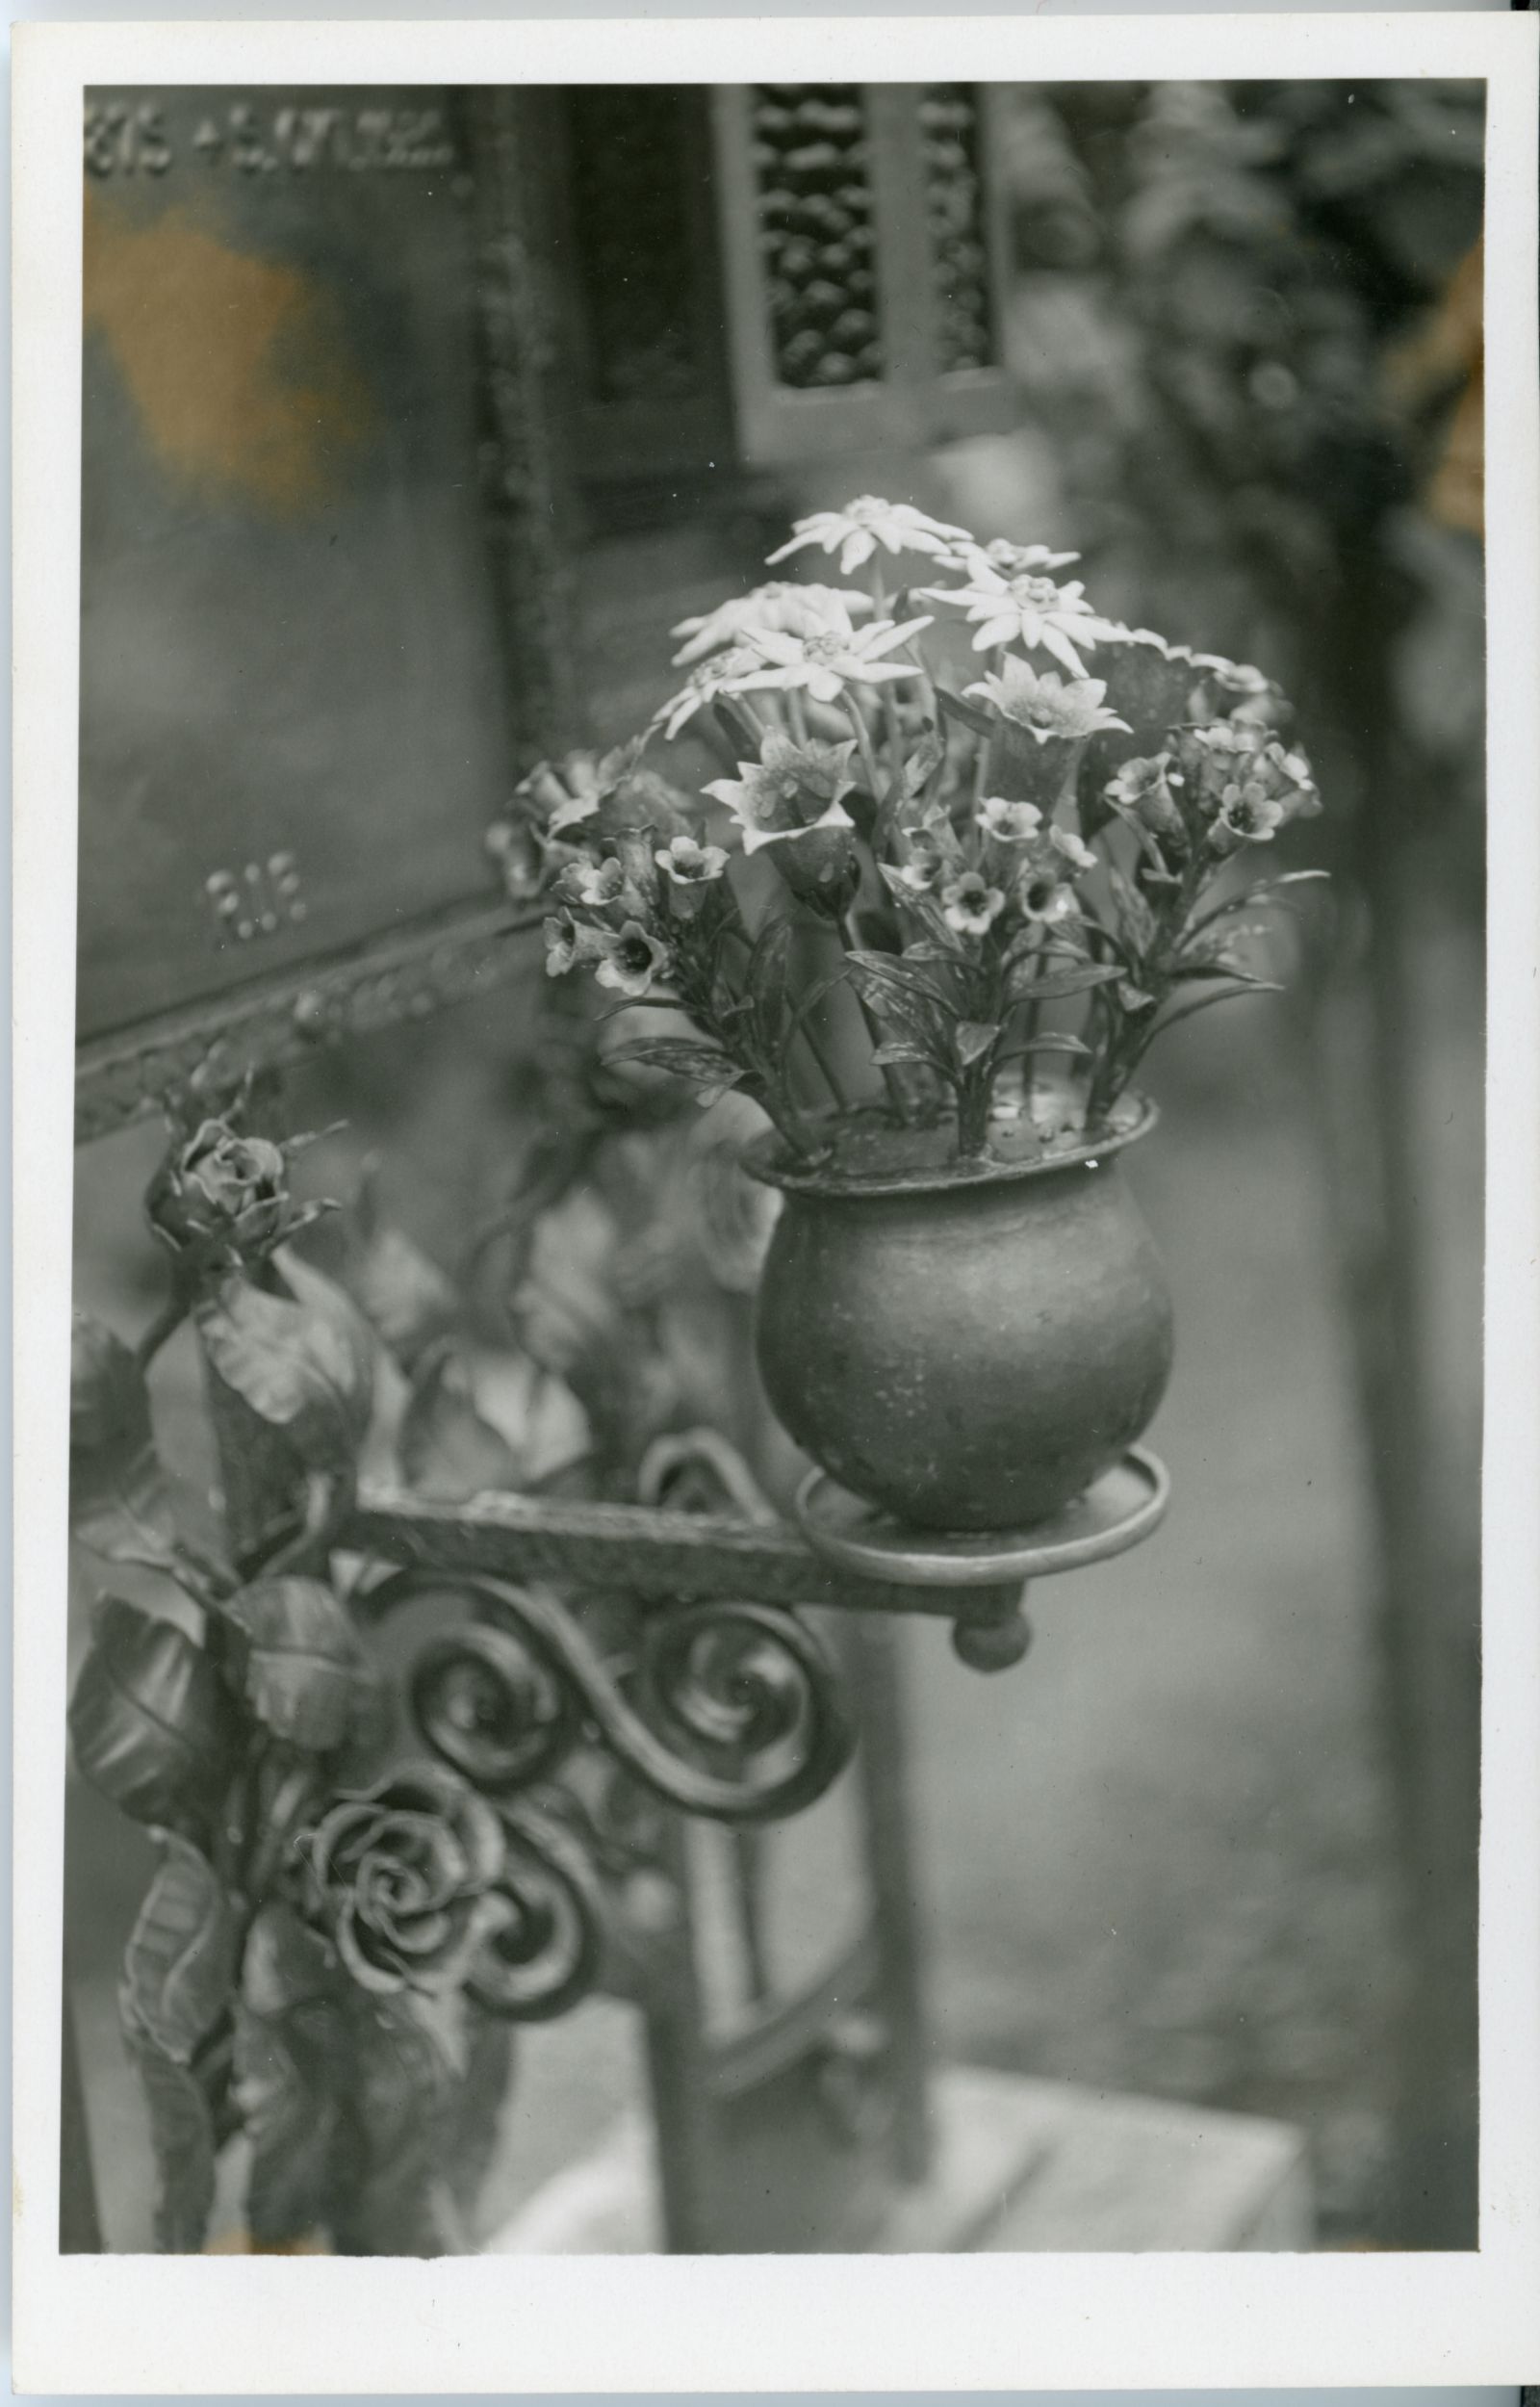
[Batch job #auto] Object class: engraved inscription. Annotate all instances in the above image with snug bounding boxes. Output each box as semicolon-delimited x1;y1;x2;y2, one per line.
85;98;456;179
204;853;308;945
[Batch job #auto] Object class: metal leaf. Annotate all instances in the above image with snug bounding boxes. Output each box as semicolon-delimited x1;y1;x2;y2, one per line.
121;1835;237;2064
196;1253;374;1474
222;1577;368;1752
69;1598;236;1826
398;1342;523;1504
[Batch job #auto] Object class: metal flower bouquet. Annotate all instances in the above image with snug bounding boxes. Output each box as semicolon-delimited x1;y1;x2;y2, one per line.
506;493;1322;1167
495;497;1326;1534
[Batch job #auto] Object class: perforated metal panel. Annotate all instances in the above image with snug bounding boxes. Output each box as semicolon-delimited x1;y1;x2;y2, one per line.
713;82;1016;464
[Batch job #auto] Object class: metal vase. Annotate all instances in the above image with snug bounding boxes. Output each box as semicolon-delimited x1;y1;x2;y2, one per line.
748;1103;1173;1533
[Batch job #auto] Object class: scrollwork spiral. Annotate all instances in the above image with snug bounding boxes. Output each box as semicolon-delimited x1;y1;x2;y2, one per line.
467;1802;605;2023
355;1567;855;1826
410;1621;583;1794
632;1601;856;1821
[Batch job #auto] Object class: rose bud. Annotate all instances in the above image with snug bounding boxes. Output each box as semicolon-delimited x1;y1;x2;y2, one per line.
147;1117;295;1267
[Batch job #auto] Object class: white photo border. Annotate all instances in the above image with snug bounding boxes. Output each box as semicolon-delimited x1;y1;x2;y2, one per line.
13;13;1539;2392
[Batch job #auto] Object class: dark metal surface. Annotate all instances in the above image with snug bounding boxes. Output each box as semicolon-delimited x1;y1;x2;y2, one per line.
75;86;572;1124
795;1446;1169;1586
74;894;541;1142
346;1480;1030;1642
711;82;1021;465
753;1137;1174;1532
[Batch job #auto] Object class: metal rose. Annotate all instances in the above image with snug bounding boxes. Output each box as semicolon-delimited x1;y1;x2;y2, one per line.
147;1115;321;1272
296;1761;511;1998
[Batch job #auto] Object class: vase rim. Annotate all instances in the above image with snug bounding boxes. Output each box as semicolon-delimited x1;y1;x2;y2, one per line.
743;1092;1159;1201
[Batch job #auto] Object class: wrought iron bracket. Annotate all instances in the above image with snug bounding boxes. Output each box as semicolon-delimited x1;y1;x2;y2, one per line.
334;1450;1168;2028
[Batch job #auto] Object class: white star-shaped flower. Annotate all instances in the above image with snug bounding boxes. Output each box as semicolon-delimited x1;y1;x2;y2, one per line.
768;497;973;578
722;608;933;707
670;582;873;666
926;550;1122;677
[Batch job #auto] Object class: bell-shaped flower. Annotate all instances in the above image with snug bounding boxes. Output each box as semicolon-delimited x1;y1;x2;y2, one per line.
542;912;606;978
655;834;730;887
976;794;1045;844
1207;778;1289;857
767;496;973;578
941;870;1007;937
705;728;859;855
1105;752;1187;842
964;655;1130;743
559;855;629;911
595;920;670;999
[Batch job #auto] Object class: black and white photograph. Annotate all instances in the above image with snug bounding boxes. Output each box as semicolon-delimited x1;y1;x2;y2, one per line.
12;11;1540;2394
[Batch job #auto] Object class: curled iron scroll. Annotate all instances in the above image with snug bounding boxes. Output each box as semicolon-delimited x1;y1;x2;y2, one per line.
469;1799;605;2024
357;1566;857;1825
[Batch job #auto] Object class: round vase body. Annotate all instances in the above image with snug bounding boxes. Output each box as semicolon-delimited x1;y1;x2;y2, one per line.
750;1116;1173;1533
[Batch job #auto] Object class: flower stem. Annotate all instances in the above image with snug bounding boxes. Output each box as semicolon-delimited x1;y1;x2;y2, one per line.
134;1289;190;1373
842;694;884;802
971;646;1003;809
842;907;911;1124
798;1010;852;1113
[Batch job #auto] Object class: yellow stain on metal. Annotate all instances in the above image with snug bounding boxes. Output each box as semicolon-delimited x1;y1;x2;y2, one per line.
83;186;373;517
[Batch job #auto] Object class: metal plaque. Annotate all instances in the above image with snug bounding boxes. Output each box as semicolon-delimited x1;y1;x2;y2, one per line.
78;88;537;1048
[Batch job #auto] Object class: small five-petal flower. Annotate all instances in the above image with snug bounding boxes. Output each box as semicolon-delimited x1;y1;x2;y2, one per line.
595;920;670;998
941;870;1007;937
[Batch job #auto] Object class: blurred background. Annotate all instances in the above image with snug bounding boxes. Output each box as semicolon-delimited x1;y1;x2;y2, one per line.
70;78;1484;2252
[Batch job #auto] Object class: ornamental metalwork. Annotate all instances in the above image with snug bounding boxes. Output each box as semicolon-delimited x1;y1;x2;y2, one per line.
749;84;884;390
921;84;997;375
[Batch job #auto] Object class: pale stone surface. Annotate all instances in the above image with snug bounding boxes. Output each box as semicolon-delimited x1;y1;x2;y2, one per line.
484;2064;1312;2255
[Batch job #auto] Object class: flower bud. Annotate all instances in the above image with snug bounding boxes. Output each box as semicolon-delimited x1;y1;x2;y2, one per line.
146;1118;298;1270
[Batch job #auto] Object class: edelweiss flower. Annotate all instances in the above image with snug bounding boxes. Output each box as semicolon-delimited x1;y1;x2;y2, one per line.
976;536;1081;576
722;609;933;707
653;646;762;741
655;834;729;887
595;920;670;999
670;582;873;666
931;554;1122;676
704;729;857;854
1192;653;1274;700
941;871;1006;937
768;497;973;578
976;795;1044;844
1102;622;1191;660
964;655;1131;743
